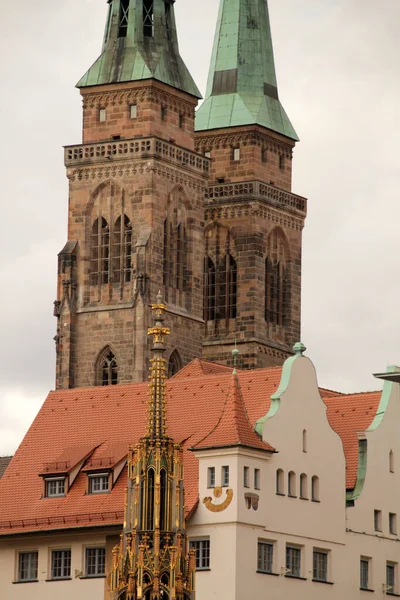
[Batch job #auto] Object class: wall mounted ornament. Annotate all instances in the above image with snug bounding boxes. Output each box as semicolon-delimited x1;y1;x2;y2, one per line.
203;487;233;513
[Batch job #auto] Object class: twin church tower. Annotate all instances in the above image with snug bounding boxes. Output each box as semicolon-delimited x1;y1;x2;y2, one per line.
55;0;307;389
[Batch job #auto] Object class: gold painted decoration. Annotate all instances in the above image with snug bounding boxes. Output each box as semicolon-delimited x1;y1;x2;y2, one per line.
203;487;234;512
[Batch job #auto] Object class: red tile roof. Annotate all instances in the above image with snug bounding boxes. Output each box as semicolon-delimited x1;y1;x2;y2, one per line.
172;358;233;378
324;391;381;490
0;364;282;535
193;374;274;452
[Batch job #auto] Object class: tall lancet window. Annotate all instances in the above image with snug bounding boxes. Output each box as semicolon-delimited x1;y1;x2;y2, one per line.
98;348;118;386
113;215;132;284
90;217;110;285
204;257;216;321
218;254;237;319
143;0;154;37
163;191;188;303
265;228;289;327
118;0;130;38
204;223;237;322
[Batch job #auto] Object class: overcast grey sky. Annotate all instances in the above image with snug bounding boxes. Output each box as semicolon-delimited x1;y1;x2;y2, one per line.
1;0;400;455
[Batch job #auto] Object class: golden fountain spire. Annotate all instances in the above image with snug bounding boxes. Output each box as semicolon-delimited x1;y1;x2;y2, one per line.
147;291;170;439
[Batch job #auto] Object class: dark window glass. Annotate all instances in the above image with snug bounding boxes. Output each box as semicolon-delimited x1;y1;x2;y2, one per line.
143;0;154;37
89;475;109;494
113;215;132;284
387;563;396;593
90;217;110;285
100;349;118;386
257;542;273;574
46;478;65;497
286;546;301;578
86;547;106;577
313;551;328;582
360;559;369;590
190;540;210;570
18;552;38;581
118;0;130;38
51;550;71;580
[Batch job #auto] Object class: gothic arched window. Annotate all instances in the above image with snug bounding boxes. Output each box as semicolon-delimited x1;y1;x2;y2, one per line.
98;348;118;386
218;254;237;320
204;257;216;321
265;228;289;326
91;217;110;285
113;215;132;284
168;350;182;378
143;0;154;37
163;190;188;302
118;0;129;38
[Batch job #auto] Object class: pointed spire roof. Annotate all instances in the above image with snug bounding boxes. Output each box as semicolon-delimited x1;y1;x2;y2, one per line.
195;0;298;140
77;0;201;98
193;368;274;453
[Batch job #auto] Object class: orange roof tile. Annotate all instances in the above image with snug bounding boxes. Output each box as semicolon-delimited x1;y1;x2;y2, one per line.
193;373;274;452
324;391;381;490
0;363;282;535
40;444;98;475
172;358;233;378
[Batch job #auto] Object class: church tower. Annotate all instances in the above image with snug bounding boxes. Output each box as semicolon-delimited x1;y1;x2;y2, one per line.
55;0;209;389
195;0;307;368
110;295;196;600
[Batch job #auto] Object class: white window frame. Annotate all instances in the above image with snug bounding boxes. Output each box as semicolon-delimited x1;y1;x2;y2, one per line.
85;546;106;577
222;466;229;487
99;108;106;122
45;477;66;498
129;104;137;119
233;147;240;161
17;551;38;582
88;473;110;494
313;549;329;583
189;538;210;571
257;540;274;574
207;467;215;488
360;557;371;591
51;549;71;580
286;545;302;578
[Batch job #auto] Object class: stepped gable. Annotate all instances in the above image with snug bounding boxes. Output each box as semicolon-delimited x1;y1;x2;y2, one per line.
323;391;381;490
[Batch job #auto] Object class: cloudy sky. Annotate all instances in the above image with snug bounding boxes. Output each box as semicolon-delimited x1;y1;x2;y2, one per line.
1;0;399;455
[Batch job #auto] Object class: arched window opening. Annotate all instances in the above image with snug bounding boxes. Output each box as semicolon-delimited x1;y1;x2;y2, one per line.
168;350;182;378
276;469;284;495
390;450;395;473
312;475;320;502
218;254;237;319
143;0;154;37
303;429;307;453
118;0;130;38
288;471;296;497
204;257;216;321
91;217;110;285
147;468;155;530
300;474;308;499
99;349;118;386
113;215;132;284
163;198;187;299
161;572;169;587
160;469;167;531
143;572;152;586
265;229;289;326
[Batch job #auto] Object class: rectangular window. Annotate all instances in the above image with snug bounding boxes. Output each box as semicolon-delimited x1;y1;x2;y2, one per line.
254;468;260;490
360;558;370;590
161;106;167;121
390;513;397;535
190;539;210;570
130;104;137;119
257;541;273;574
89;474;109;494
313;550;328;582
279;155;285;170
207;467;215;488
286;546;301;578
85;547;106;577
18;551;38;582
222;466;229;487
179;114;184;128
387;563;396;594
51;549;71;580
233;147;240;161
243;466;250;488
99;108;106;122
46;478;66;498
374;509;382;532
261;148;267;163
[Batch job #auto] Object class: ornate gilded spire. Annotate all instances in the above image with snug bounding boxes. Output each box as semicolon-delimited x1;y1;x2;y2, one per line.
147;292;170;438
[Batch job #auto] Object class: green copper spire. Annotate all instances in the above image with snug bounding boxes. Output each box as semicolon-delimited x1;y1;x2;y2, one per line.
196;0;298;140
77;0;201;98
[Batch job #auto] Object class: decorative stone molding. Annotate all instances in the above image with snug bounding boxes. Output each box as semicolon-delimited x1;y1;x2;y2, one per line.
195;129;293;159
205;203;304;231
82;86;195;118
67;161;207;193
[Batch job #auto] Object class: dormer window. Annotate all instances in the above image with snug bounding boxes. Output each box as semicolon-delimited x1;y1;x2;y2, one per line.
143;0;154;37
88;473;110;494
46;477;66;498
